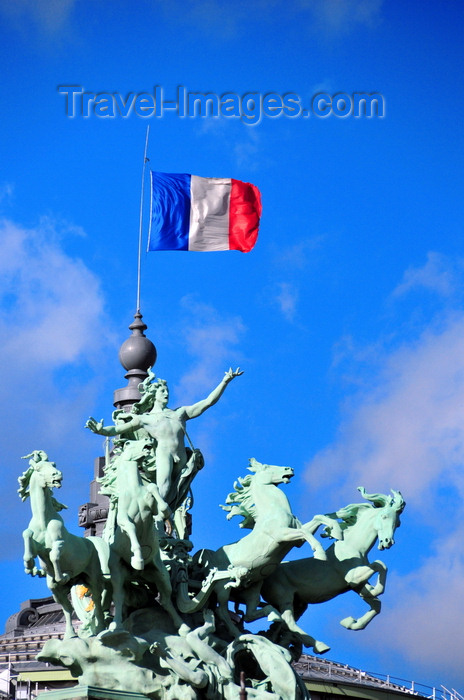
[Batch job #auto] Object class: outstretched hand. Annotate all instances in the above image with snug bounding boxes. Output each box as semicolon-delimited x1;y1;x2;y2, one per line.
224;367;244;383
85;417;104;434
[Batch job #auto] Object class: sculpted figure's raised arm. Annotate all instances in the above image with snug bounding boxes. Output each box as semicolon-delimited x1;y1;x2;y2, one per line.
85;368;243;502
182;368;243;420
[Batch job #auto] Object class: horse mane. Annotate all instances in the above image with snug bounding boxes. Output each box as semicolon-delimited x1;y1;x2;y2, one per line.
220;460;264;529
98;439;156;502
17;453;68;511
321;487;401;538
98;452;120;500
18;450;50;501
328;502;372;532
17;465;35;501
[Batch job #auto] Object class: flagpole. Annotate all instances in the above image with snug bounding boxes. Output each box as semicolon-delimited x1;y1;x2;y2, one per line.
136;125;150;313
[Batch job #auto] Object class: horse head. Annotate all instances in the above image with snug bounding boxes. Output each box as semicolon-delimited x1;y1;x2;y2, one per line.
358;487;405;550
39;461;63;491
18;451;63;500
248;458;294;485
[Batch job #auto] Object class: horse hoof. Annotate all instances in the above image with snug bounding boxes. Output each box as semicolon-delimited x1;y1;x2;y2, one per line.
313;641;330;654
267;611;282;623
105;621;124;634
178;623;191;637
313;550;328;561
131;555;145;570
340;616;356;629
99;627;132;646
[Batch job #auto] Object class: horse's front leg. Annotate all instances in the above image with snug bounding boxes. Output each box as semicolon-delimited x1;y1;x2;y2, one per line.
340;587;381;630
23;528;40;576
286;520;329;561
242;584;282;625
117;513;144;570
275;526;325;560
49;538;70;583
344;560;387;595
365;560;387;597
340;563;385;630
301;514;344;560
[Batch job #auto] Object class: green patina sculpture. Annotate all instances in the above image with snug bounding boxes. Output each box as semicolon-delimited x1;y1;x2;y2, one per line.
86;367;242;504
98;438;187;634
176;459;343;641
261;487;405;652
19;367;406;700
19;451;111;639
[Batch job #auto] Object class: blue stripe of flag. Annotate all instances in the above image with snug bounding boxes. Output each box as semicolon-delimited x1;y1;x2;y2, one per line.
149;172;191;251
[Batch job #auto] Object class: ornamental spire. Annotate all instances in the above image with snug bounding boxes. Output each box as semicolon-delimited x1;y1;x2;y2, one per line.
113;310;157;411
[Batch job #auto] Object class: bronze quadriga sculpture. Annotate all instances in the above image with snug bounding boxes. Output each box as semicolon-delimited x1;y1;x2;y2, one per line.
19;370;405;700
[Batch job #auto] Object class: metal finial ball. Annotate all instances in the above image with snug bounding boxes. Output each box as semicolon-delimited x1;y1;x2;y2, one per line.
118;311;157;372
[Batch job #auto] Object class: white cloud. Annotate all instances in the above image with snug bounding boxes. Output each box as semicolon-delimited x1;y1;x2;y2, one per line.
233;131;262;169
297;0;384;35
0;217;114;554
307;312;464;503
266;238;324;323
195;119;264;170
0;183;14;207
174;294;246;402
156;0;384;37
273;237;324;270
304;257;464;685
158;0;243;37
378;524;464;682
275;282;299;321
164;295;246;463
0;0;76;35
392;251;462;298
0;218;109;367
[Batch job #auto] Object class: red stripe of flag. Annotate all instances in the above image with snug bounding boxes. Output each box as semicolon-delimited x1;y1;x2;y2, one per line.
228;179;262;252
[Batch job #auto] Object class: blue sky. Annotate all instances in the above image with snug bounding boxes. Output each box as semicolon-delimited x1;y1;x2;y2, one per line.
1;0;464;692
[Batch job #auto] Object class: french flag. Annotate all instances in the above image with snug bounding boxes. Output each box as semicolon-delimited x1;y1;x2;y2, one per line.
148;172;261;252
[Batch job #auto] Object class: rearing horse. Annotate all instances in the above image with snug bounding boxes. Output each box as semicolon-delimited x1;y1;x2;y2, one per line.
19;451;110;638
101;440;187;632
178;458;342;638
261;487;405;653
